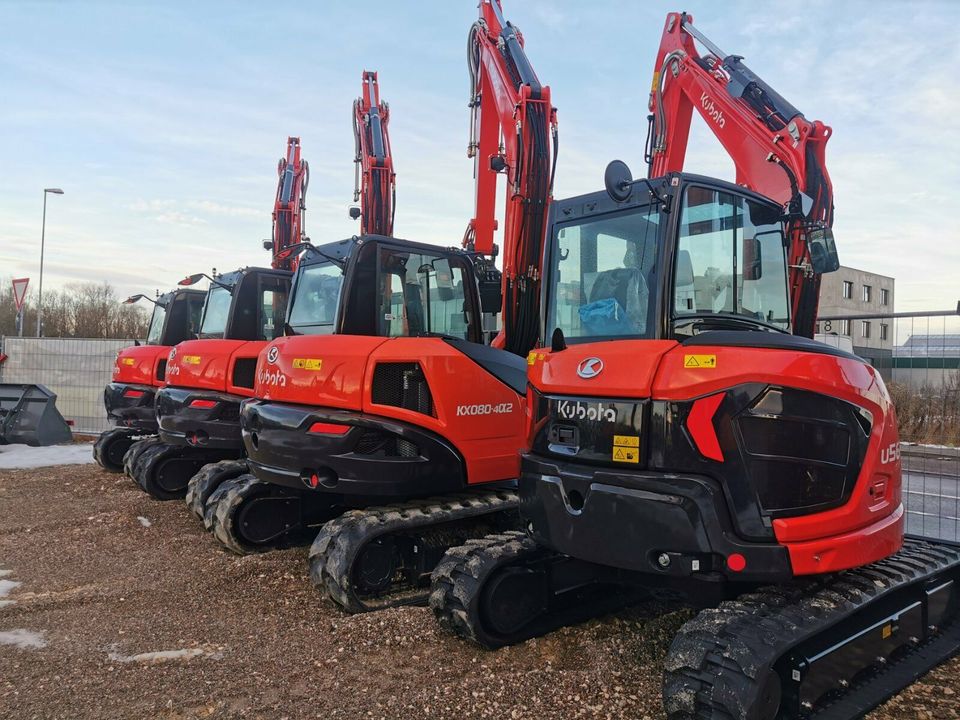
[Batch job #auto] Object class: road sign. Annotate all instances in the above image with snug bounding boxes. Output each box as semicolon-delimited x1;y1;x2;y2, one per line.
12;277;29;312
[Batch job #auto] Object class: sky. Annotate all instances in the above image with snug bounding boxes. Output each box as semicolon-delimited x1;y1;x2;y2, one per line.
1;0;958;312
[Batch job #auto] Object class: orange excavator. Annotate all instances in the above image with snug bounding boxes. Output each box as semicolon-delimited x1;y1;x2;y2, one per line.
202;1;556;616
122;137;306;498
93;288;206;471
430;12;960;719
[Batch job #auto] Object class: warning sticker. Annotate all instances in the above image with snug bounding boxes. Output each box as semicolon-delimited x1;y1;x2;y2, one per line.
292;358;323;371
121;358;136;366
182;355;201;365
684;354;717;369
613;434;640;464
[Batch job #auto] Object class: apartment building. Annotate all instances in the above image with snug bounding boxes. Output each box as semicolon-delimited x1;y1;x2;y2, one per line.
816;266;895;372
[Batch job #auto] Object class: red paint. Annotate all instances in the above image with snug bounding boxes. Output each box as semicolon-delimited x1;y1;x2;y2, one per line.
123;388;145;399
189;399;217;409
726;553;746;572
686;393;725;462
307;422;350;436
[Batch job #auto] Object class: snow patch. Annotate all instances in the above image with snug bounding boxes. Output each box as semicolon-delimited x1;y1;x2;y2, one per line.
0;579;21;598
0;629;47;649
107;645;223;663
136;516;152;527
0;570;11;577
0;443;96;470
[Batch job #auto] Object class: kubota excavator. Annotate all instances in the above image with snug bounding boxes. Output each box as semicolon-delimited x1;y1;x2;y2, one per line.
187;70;405;534
430;13;960;719
123;136;306;498
203;1;556;615
93;287;206;471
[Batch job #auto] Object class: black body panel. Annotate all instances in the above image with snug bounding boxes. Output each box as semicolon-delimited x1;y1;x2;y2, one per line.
443;338;528;395
241;399;468;498
155;386;244;450
104;382;158;431
682;329;861;361
520;454;792;585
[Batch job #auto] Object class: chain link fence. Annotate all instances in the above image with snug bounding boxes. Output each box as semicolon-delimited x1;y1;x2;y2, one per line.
0;336;135;435
818;308;960;544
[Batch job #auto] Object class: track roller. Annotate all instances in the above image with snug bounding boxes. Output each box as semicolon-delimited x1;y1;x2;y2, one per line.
185;459;249;521
93;427;146;473
130;441;236;500
429;530;642;648
206;474;338;555
310;489;520;613
123;436;164;479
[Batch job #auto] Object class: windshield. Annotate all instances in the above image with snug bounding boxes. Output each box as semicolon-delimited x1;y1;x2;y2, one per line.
198;286;232;338
545;205;660;340
673;187;790;332
288;263;343;335
145;304;166;345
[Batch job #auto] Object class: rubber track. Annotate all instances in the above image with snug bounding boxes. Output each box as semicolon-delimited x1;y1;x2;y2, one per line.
429;530;537;645
310;489;520;614
208;475;273;555
185;459;249;521
662;539;960;720
93;428;143;473
130;441;187;498
123;436;163;480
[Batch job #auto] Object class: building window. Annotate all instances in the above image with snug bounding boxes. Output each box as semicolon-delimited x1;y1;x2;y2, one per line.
839;319;850;336
862;284;872;303
842;281;853;299
861;320;871;338
880;288;889;306
880;323;889;341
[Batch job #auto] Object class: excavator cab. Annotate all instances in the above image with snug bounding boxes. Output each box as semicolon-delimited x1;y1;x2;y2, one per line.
95;286;207;471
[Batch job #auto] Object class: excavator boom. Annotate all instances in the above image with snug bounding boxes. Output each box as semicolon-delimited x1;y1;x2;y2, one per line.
647;12;834;336
352;71;395;236
271;136;310;271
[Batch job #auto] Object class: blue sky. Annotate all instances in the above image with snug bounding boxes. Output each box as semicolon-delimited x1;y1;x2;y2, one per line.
1;0;958;311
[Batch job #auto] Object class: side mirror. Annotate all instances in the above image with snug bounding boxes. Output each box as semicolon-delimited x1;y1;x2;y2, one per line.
742;237;763;281
604;160;634;203
807;227;840;274
123;294;146;305
179;273;206;286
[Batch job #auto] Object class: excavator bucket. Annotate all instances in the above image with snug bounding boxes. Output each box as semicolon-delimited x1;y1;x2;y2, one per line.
0;383;73;447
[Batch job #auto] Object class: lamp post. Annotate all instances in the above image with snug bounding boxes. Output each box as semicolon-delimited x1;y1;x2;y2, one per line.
37;187;64;337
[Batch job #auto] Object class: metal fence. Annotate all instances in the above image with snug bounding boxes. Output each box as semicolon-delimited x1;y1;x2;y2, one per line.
818;308;960;544
0;336;135;435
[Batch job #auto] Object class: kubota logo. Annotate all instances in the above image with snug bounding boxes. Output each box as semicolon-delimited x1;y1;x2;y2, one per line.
576;357;604;379
257;368;287;388
266;346;279;364
557;400;617;423
700;93;726;128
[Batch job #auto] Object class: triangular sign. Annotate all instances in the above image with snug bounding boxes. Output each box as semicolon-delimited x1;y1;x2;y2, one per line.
12;278;29;312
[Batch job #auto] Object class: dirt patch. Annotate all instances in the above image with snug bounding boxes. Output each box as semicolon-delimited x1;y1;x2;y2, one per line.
0;463;958;718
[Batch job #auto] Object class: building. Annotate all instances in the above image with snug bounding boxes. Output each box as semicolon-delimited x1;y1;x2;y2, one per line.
816;266;895;374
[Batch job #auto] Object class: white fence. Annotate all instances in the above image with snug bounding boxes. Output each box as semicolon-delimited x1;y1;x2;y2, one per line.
0;337;136;434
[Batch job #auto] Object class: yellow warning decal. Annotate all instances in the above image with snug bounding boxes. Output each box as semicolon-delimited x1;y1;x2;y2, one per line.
882;624;892;639
613;435;640;464
527;352;537;366
684;354;717;369
292;358;323;371
182;355;201;365
121;358;136;366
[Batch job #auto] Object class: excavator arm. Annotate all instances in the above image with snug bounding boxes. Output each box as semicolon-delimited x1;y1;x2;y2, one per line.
351;71;395;237
465;0;558;356
270;136;310;271
647;12;834;336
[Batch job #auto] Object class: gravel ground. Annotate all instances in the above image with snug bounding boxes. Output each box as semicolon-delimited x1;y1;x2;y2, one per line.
1;462;959;719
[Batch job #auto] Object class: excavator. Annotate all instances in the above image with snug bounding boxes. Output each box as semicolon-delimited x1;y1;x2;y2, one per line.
187;70;402;528
202;0;555;614
429;12;960;719
123;136;307;498
92;287;206;471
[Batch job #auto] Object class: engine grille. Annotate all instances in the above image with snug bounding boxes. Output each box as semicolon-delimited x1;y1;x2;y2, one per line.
371;362;434;416
354;429;420;458
232;358;257;390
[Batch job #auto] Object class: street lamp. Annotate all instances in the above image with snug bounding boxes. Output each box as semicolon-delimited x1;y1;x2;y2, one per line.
37;187;64;337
